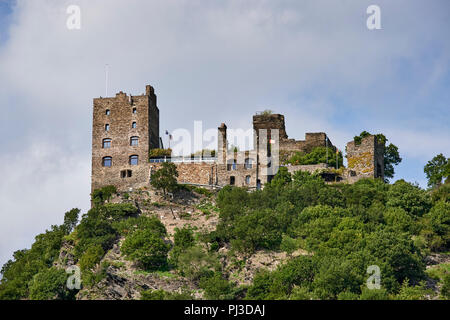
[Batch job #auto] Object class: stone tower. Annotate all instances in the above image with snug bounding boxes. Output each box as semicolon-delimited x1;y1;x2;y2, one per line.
346;135;384;181
91;85;160;192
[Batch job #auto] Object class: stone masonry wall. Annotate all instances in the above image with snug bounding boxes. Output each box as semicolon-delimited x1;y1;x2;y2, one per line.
91;85;159;193
346;135;384;181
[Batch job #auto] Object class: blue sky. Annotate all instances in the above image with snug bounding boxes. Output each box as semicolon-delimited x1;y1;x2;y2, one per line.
0;0;449;268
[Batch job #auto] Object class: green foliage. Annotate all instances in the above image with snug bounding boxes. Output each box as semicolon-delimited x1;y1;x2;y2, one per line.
191;149;216;158
73;204;138;259
394;279;431;300
384;143;402;180
199;272;234;300
79;245;104;272
150;162;179;195
359;287;389;300
140;288;194;300
386;179;431;217
246;256;316;300
441;273;450;299
113;215;166;237
431;183;450;203
149;148;172;159
280;235;299;256
63;208;79;234
28;267;70;300
257;109;273;116
0;222;68;300
353;131;371;145
91;185;117;206
121;229;170;271
177;246;221;281
424;153;449;188
170;226;195;266
285;147;343;168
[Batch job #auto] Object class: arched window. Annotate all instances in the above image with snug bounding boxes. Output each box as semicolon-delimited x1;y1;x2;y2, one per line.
132;107;137;114
245;175;251;185
102;157;112;167
129;155;138;166
105;124;110;131
130;136;139;146
132;122;137;129
102;138;111;148
244;158;253;169
105;109;110;115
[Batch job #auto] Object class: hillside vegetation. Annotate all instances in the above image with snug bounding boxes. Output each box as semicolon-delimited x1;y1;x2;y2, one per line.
0;165;449;300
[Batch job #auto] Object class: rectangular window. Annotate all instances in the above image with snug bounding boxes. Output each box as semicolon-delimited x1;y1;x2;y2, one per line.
230;176;235;185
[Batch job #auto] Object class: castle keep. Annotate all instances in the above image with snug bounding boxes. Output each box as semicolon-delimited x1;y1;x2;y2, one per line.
91;85;384;192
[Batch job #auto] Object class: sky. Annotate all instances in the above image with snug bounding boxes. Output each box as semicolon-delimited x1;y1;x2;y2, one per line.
0;0;449;268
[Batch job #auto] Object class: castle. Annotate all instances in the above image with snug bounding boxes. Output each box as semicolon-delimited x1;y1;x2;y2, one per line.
91;85;385;193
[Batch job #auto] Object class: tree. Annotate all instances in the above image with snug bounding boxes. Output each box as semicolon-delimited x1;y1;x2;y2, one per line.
63;208;80;234
384;143;402;181
424;154;449;188
91;185;117;206
121;229;170;271
150;162;178;195
28;267;69;300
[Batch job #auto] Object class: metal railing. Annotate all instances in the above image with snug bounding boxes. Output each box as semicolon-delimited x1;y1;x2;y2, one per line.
149;157;217;163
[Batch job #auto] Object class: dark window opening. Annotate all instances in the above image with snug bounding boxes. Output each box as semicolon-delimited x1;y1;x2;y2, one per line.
105;109;110;115
244;158;253;169
132;122;137;128
130;136;139;146
230;176;235;185
102;157;112;167
105;124;110;131
227;159;237;171
245;175;251;184
376;163;382;178
129;155;138;166
121;170;132;178
132;107;137;114
102;138;111;148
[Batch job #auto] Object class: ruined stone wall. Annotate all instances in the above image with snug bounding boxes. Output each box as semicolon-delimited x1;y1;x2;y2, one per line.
91;85;159;193
346;135;384;181
253;114;288;140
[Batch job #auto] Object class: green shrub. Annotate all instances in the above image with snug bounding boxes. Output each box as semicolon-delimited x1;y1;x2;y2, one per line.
91;185;117;206
199;272;233;300
177;246;220;281
359;287;389;300
149;148;172;159
285;147;343;168
28;267;69;300
121;229;170;271
79;245;104;272
141;288;194;300
150;162;179;195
